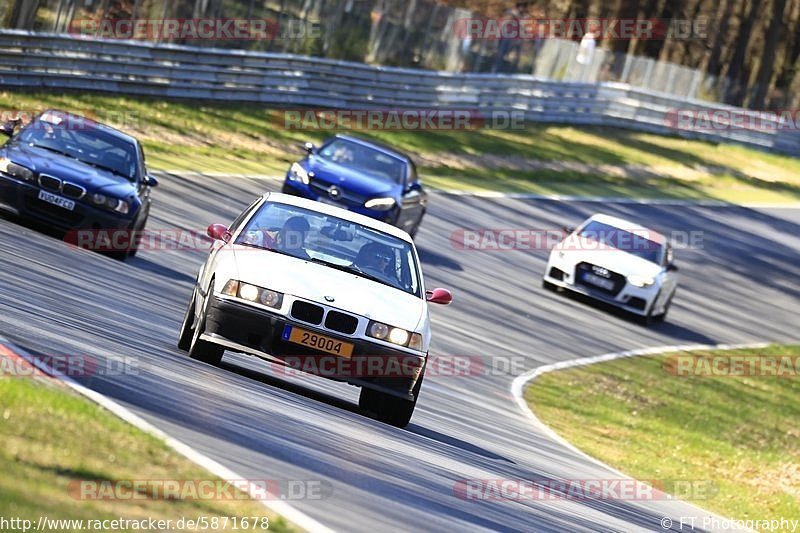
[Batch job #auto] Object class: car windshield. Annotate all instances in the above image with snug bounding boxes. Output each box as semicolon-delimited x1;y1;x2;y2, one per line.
316;138;406;184
235;201;421;297
578;220;664;264
19;116;138;181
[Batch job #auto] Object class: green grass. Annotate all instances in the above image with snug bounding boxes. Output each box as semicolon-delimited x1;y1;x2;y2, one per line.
526;345;800;522
2;90;800;202
0;375;292;532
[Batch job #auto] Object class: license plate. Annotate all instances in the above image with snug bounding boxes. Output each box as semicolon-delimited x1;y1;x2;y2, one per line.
582;272;615;290
38;190;75;211
282;325;354;357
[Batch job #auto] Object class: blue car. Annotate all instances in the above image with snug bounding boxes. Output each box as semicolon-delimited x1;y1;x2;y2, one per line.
0;110;158;259
281;135;427;238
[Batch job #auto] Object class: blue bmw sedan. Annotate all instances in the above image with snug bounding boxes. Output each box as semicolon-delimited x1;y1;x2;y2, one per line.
0;110;158;259
281;135;427;237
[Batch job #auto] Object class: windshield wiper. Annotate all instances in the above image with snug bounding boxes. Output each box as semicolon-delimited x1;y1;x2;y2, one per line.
309;257;392;287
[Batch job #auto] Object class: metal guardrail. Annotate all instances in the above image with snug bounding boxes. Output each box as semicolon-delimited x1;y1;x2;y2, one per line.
0;30;798;156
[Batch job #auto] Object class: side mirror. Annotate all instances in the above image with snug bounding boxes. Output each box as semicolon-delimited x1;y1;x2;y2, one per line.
207;223;231;242
667;263;679;272
562;226;575;234
144;174;159;187
404;181;422;194
0;120;18;137
303;141;316;154
425;288;453;305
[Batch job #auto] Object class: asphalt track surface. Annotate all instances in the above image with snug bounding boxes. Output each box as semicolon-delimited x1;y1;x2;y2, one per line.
1;171;799;532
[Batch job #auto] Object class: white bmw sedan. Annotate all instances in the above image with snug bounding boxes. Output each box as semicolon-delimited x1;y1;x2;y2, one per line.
543;213;678;324
178;193;452;427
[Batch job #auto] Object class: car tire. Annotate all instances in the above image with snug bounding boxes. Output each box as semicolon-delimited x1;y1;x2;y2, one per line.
408;209;425;239
177;288;197;351
652;290;675;324
642;289;670;326
188;285;224;365
126;223;142;259
360;374;424;428
108;221;140;261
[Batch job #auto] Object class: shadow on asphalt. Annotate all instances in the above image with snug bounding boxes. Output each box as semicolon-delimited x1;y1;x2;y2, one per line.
549;288;720;345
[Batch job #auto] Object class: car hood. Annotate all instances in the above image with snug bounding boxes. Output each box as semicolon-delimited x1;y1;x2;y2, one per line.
4;142;136;196
558;237;663;278
231;247;425;331
305;156;397;197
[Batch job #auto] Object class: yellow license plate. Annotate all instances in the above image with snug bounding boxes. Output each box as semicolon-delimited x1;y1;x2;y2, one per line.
283;326;354;357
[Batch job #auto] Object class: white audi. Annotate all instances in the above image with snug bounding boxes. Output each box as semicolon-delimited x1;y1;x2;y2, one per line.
542;214;678;324
177;193;452;427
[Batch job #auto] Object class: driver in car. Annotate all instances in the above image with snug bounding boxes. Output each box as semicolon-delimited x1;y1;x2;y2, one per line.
356;242;396;283
239;215;311;260
275;216;311;259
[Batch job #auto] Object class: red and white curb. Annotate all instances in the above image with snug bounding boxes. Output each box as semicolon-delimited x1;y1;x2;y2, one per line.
0;337;334;533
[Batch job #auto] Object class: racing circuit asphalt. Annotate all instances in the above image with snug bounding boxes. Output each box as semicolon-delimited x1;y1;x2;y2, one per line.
1;171;799;532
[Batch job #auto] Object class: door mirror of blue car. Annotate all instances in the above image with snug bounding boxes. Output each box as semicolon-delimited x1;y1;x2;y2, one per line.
404;181;421;194
303;142;316;154
144;174;159;187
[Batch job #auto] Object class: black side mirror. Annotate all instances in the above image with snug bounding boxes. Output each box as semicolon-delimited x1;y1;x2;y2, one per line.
0;120;19;137
303;142;316;154
562;226;575;234
667;263;679;272
144;174;159;187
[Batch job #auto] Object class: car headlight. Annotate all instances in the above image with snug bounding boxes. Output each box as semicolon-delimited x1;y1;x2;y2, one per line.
367;320;422;349
288;162;309;185
0;158;35;181
628;275;655;288
222;280;284;309
364;197;396;211
92;193;130;214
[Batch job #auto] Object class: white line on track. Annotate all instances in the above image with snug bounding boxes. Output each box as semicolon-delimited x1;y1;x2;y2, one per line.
510;341;779;532
0;337;334;533
511;342;770;479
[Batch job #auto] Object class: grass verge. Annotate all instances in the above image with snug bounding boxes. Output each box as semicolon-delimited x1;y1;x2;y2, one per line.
525;345;800;522
0;374;292;532
2;90;800;203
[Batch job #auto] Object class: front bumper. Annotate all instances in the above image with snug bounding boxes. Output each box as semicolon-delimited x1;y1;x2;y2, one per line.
281;179;398;225
544;263;659;316
0;173;131;231
203;295;426;400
